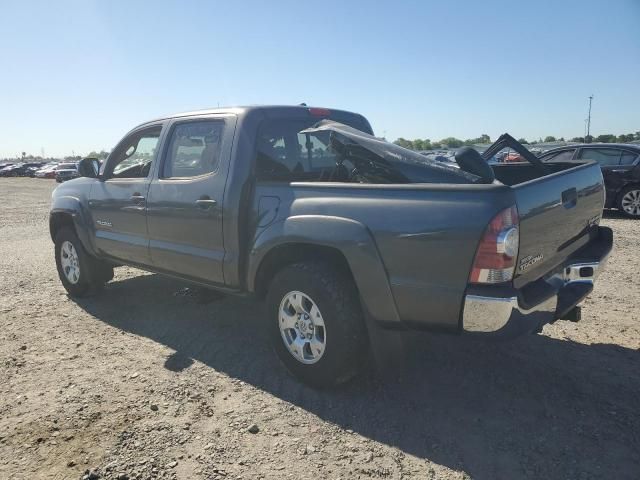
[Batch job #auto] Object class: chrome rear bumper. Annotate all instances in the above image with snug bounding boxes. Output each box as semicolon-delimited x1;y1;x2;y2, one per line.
463;227;612;336
463;294;556;333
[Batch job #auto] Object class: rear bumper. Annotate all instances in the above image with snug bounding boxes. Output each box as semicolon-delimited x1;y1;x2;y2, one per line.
462;226;612;337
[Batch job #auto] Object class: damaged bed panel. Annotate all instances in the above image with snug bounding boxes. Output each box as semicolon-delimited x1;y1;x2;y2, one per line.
299;120;481;184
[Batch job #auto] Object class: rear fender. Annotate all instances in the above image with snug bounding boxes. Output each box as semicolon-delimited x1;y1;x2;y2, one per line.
249;215;401;326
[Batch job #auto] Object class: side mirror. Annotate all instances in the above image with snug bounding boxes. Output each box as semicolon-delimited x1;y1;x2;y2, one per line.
455;147;495;183
78;157;101;178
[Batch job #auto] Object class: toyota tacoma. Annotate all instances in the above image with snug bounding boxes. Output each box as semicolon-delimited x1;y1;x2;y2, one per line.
50;105;612;387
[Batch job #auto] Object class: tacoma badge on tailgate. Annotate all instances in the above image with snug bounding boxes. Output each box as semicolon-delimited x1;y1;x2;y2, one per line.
519;253;544;271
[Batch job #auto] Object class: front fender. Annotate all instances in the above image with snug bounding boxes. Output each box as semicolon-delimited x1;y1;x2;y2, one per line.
249;215;401;326
50;194;97;257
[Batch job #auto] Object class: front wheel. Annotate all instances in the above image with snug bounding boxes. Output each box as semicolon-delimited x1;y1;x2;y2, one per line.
266;262;368;388
54;227;108;297
618;186;640;219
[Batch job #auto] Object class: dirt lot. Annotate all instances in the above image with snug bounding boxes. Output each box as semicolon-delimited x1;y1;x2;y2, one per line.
0;177;638;480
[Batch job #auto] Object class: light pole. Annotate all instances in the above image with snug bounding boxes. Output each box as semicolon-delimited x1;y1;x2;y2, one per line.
586;95;594;143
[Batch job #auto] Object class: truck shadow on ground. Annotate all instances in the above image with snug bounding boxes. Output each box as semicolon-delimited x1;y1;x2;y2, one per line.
73;273;640;480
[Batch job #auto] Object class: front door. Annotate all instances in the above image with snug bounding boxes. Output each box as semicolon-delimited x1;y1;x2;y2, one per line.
89;125;163;265
146;116;235;285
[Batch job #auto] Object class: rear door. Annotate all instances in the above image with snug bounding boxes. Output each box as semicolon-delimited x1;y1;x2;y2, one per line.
89;125;164;264
145;115;236;285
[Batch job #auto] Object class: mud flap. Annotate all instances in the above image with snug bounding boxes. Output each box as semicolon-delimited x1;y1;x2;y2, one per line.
362;306;408;381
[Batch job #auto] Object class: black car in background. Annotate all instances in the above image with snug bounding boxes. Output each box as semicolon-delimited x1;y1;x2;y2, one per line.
540;144;640;218
0;162;45;177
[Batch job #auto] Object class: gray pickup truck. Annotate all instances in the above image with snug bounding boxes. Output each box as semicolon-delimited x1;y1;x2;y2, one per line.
50;105;612;387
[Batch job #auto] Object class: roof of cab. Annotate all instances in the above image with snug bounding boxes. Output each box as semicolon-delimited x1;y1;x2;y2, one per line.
142;105;357;125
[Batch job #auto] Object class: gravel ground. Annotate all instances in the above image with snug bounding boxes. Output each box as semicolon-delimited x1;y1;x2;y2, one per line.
0;177;639;480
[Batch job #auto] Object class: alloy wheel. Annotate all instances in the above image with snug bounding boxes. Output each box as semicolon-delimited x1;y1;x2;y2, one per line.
621;189;640;217
60;240;80;284
278;291;327;364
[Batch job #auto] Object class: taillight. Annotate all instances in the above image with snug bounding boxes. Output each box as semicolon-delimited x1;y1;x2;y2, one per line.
469;206;519;284
309;107;330;117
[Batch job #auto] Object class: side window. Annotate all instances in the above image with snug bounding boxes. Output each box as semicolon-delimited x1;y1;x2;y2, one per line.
110;126;162;179
541;149;575;162
578;148;621;166
620;151;638;165
162;121;225;178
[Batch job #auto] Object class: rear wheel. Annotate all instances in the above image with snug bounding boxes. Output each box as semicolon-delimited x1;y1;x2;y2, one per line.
266;262;368;388
54;227;109;297
618;186;640;218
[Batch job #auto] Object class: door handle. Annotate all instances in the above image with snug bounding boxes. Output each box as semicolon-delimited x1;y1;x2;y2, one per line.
196;197;217;210
130;193;145;204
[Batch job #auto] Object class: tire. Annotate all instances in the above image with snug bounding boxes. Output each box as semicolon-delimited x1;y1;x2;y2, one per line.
54;227;107;297
617;185;640;219
266;262;368;388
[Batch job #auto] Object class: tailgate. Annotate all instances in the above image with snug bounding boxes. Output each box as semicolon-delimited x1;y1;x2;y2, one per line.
513;162;605;288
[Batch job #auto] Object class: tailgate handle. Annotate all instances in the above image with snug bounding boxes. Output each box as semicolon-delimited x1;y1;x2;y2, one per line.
561;188;577;209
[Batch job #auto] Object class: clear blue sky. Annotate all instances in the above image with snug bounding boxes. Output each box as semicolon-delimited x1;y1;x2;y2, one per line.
1;0;639;158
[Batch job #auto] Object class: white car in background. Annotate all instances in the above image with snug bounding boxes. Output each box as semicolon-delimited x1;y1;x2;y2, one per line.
34;162;60;178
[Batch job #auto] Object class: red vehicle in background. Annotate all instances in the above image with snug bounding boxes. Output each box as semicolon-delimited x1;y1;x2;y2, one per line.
503;152;525;163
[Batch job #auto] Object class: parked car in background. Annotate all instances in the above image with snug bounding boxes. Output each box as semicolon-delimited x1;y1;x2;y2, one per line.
54;163;79;183
0;162;45;177
539;144;640;218
25;163;46;177
0;163;19;176
35;162;60;178
503;152;525;163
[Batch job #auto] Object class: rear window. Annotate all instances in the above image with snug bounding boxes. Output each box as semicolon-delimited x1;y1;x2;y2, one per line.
540;149;575;162
578;148;622;166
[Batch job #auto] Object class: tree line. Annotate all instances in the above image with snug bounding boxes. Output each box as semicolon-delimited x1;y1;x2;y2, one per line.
394;131;640;150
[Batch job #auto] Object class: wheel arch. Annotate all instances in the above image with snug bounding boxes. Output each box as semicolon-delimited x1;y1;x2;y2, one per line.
249;215;401;326
616;182;640;201
50;197;97;256
49;210;76;241
616;183;640;216
254;243;354;298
